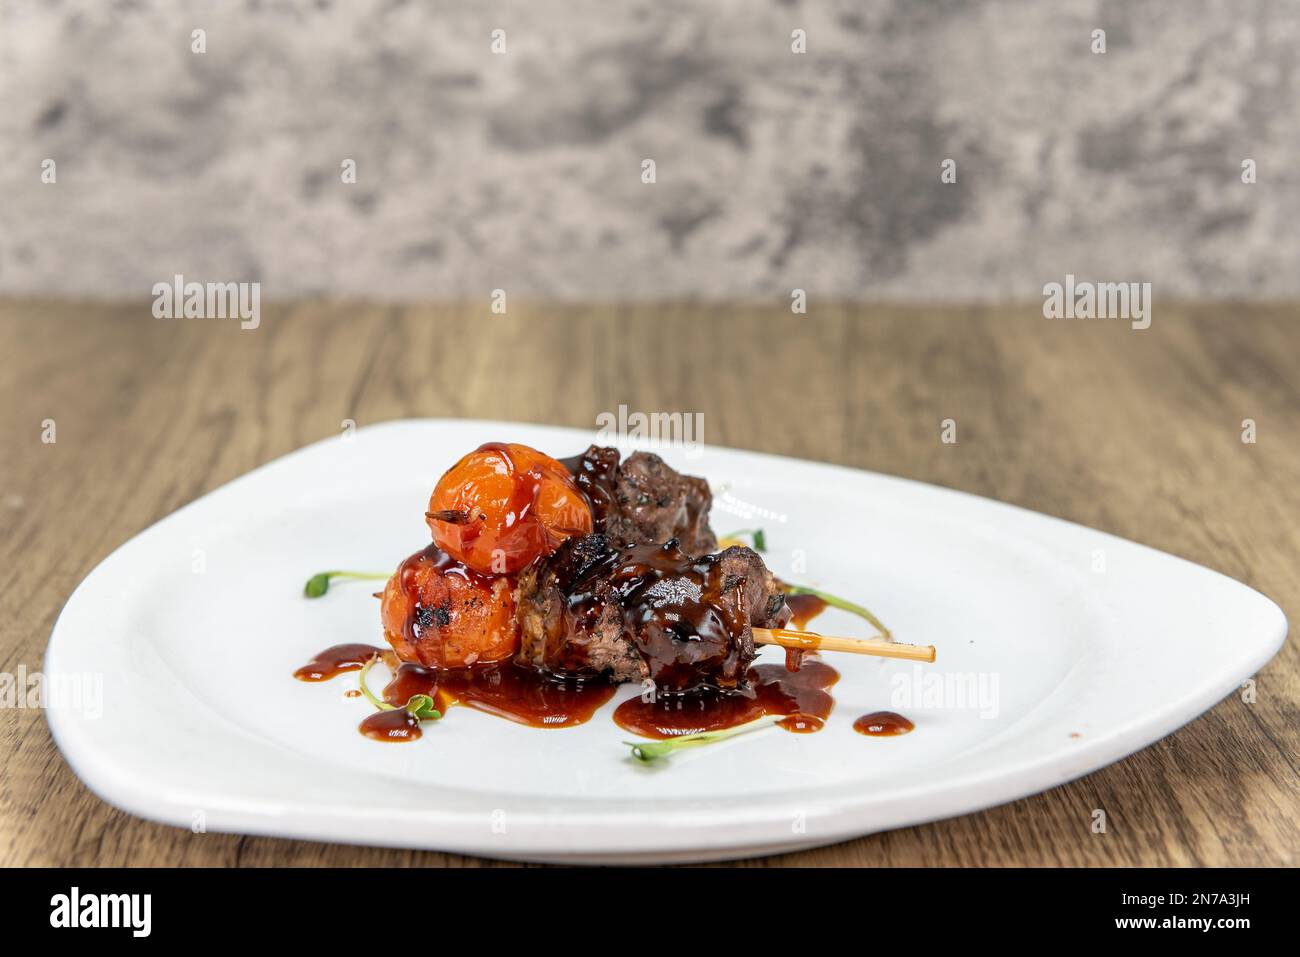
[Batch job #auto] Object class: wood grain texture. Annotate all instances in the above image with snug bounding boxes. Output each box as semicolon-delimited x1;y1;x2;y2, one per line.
0;299;1296;867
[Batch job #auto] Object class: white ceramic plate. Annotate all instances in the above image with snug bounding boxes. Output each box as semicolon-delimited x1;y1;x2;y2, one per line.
45;419;1287;863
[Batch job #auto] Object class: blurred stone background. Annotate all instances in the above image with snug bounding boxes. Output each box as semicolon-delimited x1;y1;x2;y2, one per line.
0;0;1297;302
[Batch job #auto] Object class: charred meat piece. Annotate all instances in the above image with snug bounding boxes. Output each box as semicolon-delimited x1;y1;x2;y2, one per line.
515;534;791;694
515;534;644;684
562;446;717;555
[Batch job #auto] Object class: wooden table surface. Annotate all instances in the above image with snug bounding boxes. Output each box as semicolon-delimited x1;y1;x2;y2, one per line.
1;299;1296;867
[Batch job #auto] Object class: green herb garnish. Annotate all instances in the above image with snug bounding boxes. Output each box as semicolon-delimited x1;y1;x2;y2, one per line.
404;694;441;720
783;584;891;638
358;655;442;722
357;654;389;710
303;570;390;598
624;716;781;763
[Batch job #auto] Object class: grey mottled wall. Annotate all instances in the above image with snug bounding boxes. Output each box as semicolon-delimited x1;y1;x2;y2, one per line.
1;0;1297;301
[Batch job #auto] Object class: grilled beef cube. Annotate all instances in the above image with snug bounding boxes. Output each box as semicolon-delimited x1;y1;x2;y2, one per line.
514;534;790;694
561;446;717;556
514;533;645;684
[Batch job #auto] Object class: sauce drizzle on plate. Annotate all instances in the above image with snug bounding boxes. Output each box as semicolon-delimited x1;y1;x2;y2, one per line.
614;658;840;739
293;643;384;682
295;581;849;742
853;711;915;736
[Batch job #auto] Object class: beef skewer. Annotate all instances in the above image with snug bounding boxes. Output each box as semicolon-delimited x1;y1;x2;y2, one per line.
558;447;926;656
300;441;936;747
380;442;932;682
515;534;934;695
382;533;933;681
515;535;781;693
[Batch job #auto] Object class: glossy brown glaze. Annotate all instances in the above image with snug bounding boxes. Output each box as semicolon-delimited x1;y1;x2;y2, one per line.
292;643;385;681
388;545;499;657
426;442;592;575
297;644;616;737
559;445;622;530
383;660;617;729
382;661;438;704
441;443;543;564
359;708;423;742
853;711;915;736
603;540;753;691
298;525;844;741
381;542;518;670
784;592;828;630
559;446;717;556
614;657;840;738
520;537;789;694
299;643;842;739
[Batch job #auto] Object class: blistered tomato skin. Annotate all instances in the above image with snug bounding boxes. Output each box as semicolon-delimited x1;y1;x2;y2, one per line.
426;443;592;574
381;546;518;668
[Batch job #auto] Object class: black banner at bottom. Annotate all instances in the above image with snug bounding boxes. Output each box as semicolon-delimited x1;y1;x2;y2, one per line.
0;866;1283;942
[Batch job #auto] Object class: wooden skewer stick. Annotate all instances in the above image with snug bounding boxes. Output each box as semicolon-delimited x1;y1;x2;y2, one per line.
753;628;936;663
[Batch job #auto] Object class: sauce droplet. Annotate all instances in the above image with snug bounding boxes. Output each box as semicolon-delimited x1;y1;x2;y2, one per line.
777;712;824;733
293;643;385;682
359;708;422;742
853;711;914;736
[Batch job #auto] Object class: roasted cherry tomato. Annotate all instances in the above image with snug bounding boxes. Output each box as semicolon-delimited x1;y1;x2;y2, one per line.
381;546;517;669
426;442;592;574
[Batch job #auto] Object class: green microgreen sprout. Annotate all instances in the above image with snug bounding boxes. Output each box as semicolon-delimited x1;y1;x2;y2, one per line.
357;655;441;722
303;570;390;598
782;584;892;638
624;716;782;763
